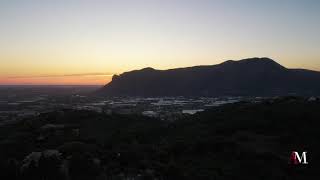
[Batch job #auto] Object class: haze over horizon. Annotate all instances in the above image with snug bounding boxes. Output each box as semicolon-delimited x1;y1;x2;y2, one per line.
1;0;320;85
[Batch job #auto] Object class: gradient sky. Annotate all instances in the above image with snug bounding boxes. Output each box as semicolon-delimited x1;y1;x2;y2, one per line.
1;0;320;85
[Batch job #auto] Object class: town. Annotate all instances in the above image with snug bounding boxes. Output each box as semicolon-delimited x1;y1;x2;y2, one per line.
0;86;268;124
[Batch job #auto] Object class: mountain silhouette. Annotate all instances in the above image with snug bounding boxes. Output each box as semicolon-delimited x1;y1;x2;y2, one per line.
99;57;320;96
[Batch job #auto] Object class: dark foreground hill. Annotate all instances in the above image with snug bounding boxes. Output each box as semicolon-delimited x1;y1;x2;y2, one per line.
99;57;320;96
0;97;319;179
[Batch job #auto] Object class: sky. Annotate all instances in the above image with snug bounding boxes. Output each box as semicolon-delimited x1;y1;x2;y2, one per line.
0;0;319;85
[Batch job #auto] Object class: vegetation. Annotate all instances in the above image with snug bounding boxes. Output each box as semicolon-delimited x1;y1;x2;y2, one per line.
0;97;319;179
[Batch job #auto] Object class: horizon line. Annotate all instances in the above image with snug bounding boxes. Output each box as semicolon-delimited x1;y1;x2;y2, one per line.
0;84;104;86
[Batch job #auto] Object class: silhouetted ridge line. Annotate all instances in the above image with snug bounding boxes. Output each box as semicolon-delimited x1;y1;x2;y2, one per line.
98;57;320;97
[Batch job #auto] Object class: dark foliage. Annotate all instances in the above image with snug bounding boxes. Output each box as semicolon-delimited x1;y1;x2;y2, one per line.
0;97;319;179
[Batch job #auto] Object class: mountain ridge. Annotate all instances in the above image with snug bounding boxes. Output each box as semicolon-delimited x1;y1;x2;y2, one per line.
99;57;320;97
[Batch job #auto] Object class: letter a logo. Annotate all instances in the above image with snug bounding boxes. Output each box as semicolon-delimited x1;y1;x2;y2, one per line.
289;151;298;164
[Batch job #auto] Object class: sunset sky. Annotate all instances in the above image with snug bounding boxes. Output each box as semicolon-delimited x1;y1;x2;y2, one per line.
1;0;320;85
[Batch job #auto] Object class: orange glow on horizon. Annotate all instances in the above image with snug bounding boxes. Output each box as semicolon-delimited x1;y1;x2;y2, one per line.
0;75;112;85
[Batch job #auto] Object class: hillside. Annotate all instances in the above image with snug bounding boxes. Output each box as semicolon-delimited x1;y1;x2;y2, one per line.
99;57;320;96
0;97;319;179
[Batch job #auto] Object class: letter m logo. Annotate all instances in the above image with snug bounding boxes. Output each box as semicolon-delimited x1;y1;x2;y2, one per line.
289;151;308;165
